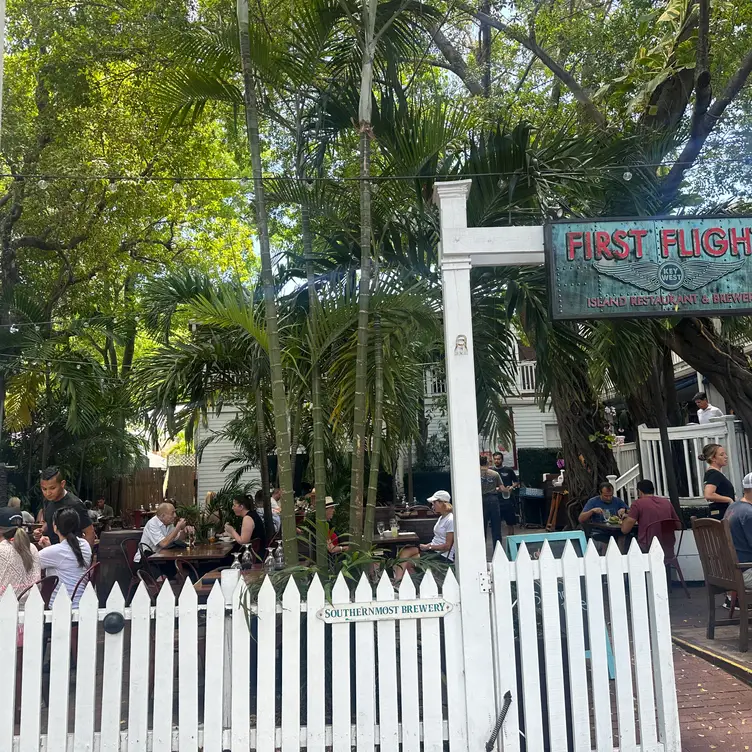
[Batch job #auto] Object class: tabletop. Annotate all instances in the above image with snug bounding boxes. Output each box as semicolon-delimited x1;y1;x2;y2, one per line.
589;521;637;534
149;541;234;561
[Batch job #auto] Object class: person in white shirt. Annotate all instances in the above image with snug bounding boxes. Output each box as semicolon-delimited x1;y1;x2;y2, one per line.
134;502;188;562
694;391;724;424
37;507;92;608
393;490;455;584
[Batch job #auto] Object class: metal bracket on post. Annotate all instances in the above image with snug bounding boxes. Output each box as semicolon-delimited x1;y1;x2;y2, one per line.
479;571;492;593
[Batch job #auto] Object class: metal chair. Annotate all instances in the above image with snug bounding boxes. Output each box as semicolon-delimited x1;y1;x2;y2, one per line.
643;518;690;599
72;561;101;602
120;537;142;603
692;517;752;651
174;559;199;588
136;569;163;602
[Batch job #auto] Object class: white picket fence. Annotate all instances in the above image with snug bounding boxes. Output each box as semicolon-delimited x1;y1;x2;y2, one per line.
1;540;680;752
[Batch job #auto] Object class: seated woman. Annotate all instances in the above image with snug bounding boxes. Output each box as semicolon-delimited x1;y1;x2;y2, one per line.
0;525;41;600
394;492;454;584
37;507;93;608
225;494;267;554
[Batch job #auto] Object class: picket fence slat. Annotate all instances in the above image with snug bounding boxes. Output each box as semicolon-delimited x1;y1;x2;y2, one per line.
398;574;420;752
100;585;125;752
73;584;99;752
539;542;567;752
376;573;399;752
306;576;326;752
627;541;658;747
47;587;72;752
561;542;590;752
128;584;152;752
441;569;467;751
178;581;199;752
419;572;443;752
19;587;43;752
282;576;301;752
331;573;352;752
606;541;636;749
354;575;376;752
153;580;176;752
203;583;225;752
647;540;682;752
256;576;277;752
0;589;19;752
583;541;613;750
516;544;544;751
232;579;251;752
490;546;520;752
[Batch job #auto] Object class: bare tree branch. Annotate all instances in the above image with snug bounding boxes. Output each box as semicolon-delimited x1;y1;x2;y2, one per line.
662;47;752;201
428;23;483;95
456;1;606;127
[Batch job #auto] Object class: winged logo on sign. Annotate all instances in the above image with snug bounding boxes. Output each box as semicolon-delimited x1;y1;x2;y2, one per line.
593;258;746;292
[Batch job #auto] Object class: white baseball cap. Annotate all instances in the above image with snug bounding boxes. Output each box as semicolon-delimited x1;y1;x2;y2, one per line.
427;490;451;503
743;473;752;489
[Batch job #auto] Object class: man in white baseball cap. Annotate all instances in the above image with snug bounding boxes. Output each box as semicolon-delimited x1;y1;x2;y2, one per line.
427;490;451;504
726;473;752;591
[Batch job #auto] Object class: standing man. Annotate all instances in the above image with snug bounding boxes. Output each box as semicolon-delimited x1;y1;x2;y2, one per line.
726;472;752;591
492;451;519;534
694;391;724;424
34;466;95;547
480;455;503;551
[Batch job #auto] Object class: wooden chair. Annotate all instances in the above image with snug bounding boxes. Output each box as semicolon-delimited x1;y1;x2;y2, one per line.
643;519;690;599
72;561;101;602
691;517;752;652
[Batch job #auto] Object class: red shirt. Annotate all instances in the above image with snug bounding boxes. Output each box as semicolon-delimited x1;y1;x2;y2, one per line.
627;495;680;560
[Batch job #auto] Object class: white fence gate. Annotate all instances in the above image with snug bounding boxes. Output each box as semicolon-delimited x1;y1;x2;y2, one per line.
2;541;680;752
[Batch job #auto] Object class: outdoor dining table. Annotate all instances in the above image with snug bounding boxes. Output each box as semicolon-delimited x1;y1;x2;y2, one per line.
587;521;637;553
193;565;265;601
148;541;234;562
374;531;420;555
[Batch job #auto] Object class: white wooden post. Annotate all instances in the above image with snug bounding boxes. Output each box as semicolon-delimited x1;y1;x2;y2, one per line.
433;179;497;746
723;415;744;494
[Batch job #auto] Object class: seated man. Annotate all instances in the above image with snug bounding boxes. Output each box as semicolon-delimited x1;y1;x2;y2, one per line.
620;479;681;559
726;472;752;592
95;496;114;518
578;481;627;524
134;502;188;562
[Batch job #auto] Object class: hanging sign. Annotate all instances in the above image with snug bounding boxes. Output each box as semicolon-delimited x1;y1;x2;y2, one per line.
317;598;452;623
546;216;752;319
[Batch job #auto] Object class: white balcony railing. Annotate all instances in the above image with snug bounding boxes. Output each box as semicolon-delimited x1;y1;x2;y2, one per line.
423;361;536;398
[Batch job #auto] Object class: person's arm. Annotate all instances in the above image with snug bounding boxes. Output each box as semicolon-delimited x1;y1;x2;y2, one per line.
421;531;455;553
226;515;255;545
704;483;734;505
155;519;187;549
620;515;637;534
578;501;602;523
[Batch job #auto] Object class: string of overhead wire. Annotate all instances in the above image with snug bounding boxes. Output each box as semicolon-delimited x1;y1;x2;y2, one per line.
0;154;750;186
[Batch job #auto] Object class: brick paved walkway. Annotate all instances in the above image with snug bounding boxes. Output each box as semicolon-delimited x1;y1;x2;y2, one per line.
675;646;752;750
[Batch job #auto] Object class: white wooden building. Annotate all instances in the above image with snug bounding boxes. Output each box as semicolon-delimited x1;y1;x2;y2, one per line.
195;407;261;502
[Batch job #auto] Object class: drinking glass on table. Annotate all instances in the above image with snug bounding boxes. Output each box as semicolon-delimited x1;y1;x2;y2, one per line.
376;521;385;537
240;543;253;569
207;527;216;544
390;518;398;537
231;551;242;570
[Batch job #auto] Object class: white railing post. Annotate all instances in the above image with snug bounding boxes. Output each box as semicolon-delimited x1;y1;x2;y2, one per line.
434;180;497;749
722;415;744;495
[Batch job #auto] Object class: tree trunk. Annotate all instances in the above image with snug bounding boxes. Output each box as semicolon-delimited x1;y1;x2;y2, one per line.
363;316;384;545
301;180;328;567
255;385;275;542
548;358;618;521
669;318;752;438
349;0;378;544
237;0;296;562
407;442;414;504
661;344;681;426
